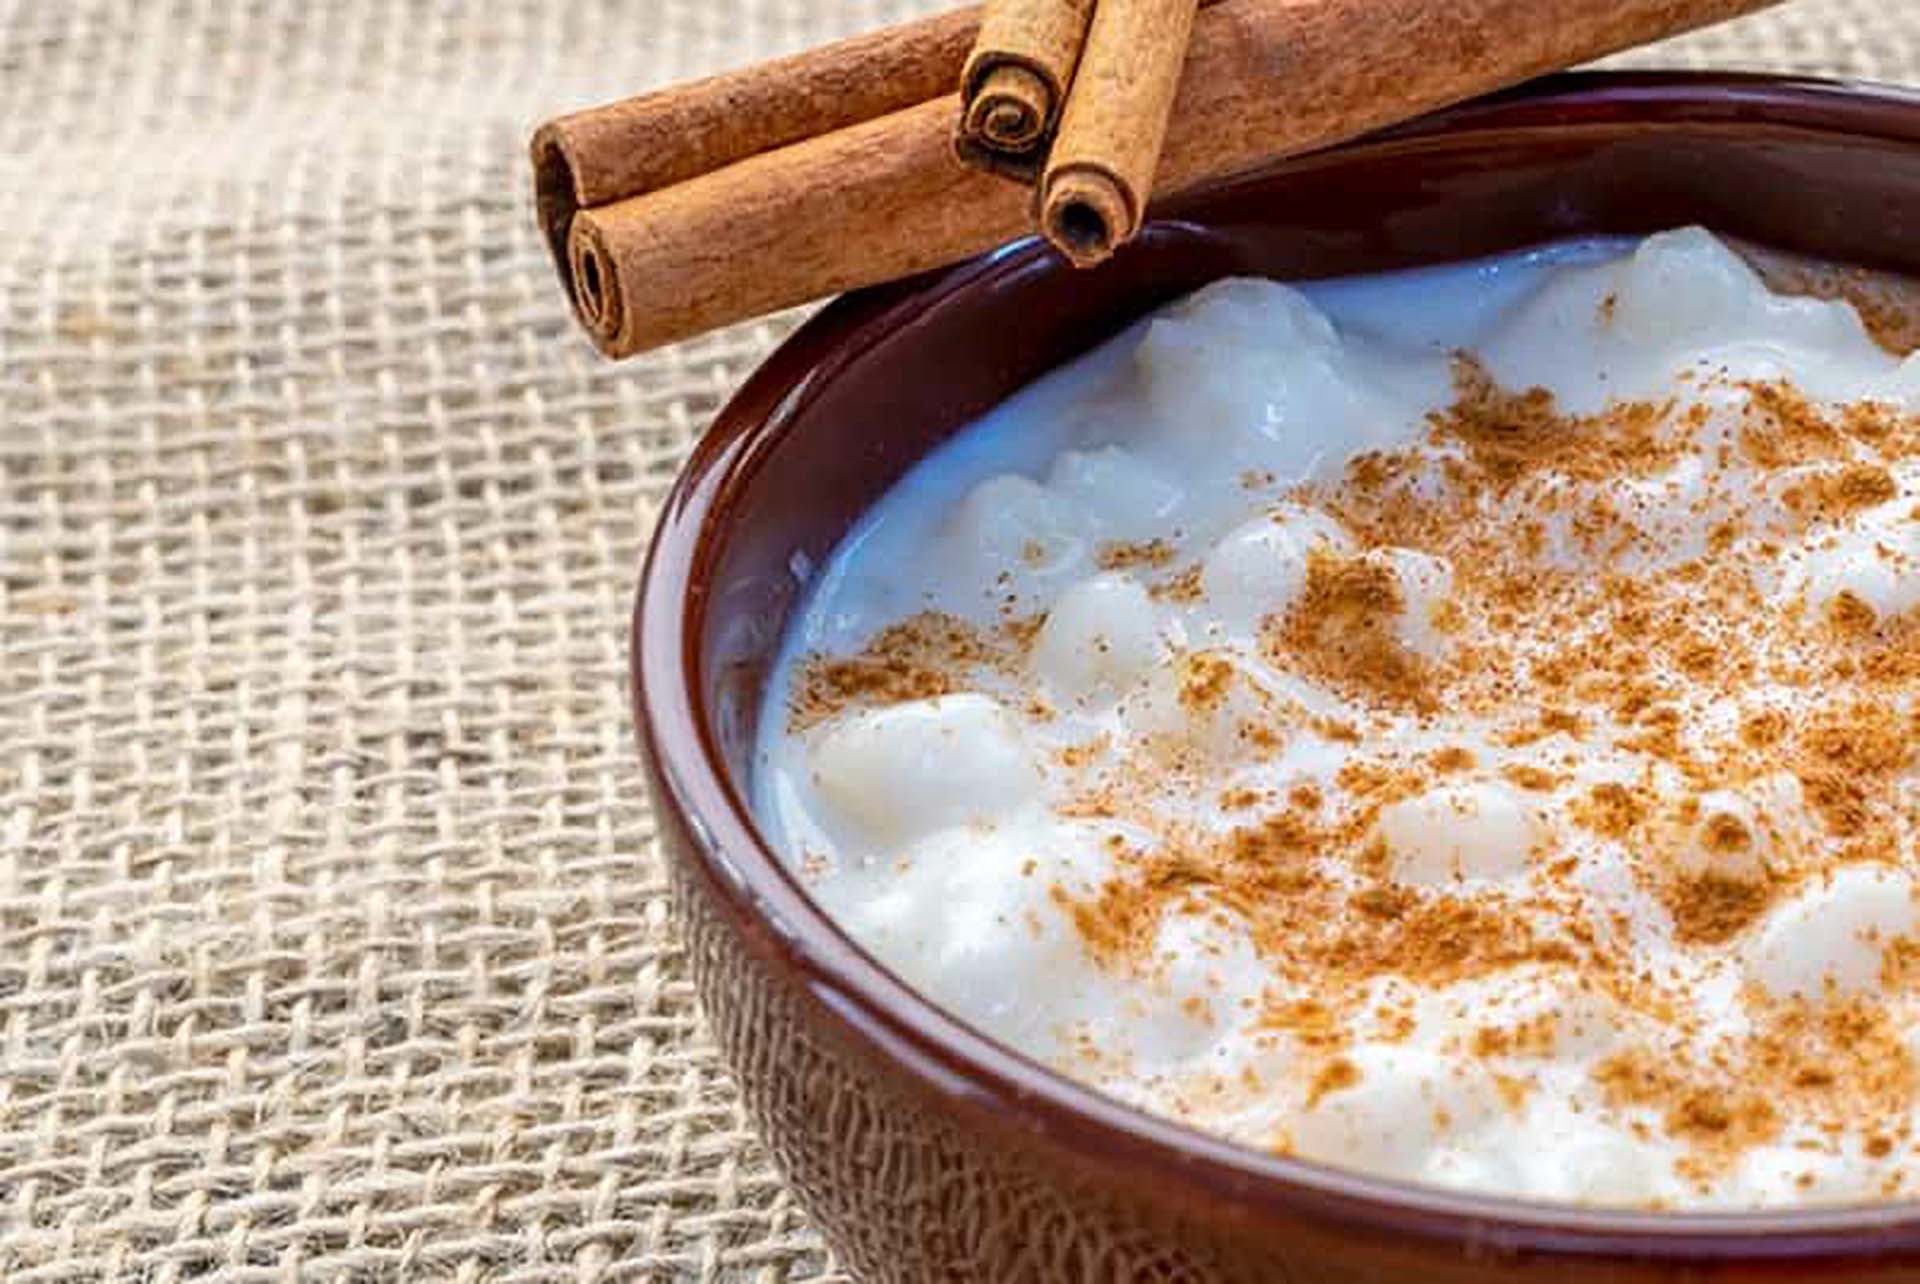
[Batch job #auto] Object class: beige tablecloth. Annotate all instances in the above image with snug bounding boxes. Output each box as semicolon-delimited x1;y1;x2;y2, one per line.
1;2;1915;1278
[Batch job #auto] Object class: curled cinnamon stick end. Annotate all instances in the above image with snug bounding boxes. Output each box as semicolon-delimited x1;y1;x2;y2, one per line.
1040;0;1199;264
532;132;584;289
955;0;1096;179
1040;167;1135;267
965;63;1052;151
567;216;623;343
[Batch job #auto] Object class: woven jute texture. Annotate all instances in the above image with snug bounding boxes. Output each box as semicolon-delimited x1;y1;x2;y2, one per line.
0;2;1916;1279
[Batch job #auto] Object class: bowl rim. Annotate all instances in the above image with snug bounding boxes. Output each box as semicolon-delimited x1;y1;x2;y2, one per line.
633;70;1920;1261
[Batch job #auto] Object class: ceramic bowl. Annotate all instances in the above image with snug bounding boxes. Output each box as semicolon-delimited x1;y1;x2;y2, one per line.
632;73;1920;1282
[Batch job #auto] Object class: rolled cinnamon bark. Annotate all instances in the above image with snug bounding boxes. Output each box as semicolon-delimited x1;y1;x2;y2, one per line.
569;98;1030;355
565;0;1786;358
955;0;1098;180
531;6;979;283
1040;0;1201;265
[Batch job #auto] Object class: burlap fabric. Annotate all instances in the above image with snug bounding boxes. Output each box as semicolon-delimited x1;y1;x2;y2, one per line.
0;2;1915;1279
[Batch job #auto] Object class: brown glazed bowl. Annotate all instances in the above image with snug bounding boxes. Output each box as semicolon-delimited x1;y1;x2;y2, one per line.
633;73;1920;1282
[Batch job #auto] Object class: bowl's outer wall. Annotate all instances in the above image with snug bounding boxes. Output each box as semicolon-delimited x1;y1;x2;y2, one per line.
635;76;1920;1282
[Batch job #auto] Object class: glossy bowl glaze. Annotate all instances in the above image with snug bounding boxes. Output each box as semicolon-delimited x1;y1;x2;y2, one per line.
633;73;1920;1282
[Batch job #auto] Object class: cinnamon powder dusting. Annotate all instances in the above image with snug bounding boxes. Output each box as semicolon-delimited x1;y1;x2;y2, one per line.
1427;357;1680;483
1097;538;1177;570
1040;359;1919;1176
790;611;1006;730
1264;550;1432;712
1591;996;1915;1180
789;272;1920;1190
1663;874;1773;947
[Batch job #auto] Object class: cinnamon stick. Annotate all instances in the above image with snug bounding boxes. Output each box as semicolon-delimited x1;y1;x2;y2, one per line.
1040;0;1201;265
531;6;979;281
561;0;1786;358
955;0;1098;181
568;97;1030;354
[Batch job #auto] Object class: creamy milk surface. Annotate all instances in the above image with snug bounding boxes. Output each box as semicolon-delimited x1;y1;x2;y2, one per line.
754;229;1920;1208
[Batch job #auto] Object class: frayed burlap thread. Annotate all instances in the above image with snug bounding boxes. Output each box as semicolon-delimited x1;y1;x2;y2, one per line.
0;1;1916;1279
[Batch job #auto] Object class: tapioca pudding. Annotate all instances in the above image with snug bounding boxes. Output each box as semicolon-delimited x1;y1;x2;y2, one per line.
754;228;1920;1208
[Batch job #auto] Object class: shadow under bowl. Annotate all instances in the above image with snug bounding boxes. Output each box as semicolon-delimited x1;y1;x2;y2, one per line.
632;71;1920;1283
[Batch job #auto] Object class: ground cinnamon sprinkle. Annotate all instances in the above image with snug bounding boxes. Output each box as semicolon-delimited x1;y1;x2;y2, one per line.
1663;872;1774;946
1052;794;1584;992
1501;763;1561;792
1050;853;1198;969
1001;613;1046;651
1594;1050;1781;1159
1263;997;1348;1051
1569;782;1652;840
1233;805;1326;855
1827;590;1882;637
1310;890;1577;986
1427;357;1679;484
1792;701;1916;840
1590;993;1917;1171
1178;651;1236;711
1783;461;1898;519
1150;564;1204;602
1057;735;1109;768
1859;611;1920;682
1306;1057;1361;1106
1799;768;1874;838
1801;701;1914;776
790;611;1003;729
1218;785;1265;810
1740;707;1789;748
1265;549;1433;712
1753;998;1916;1121
1843;400;1904;441
1097;538;1177;570
1739;380;1850;467
1333;759;1428;808
1472;1013;1560;1059
1667;1092;1782;1153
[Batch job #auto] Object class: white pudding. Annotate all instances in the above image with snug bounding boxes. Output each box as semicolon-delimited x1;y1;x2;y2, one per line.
756;229;1920;1209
